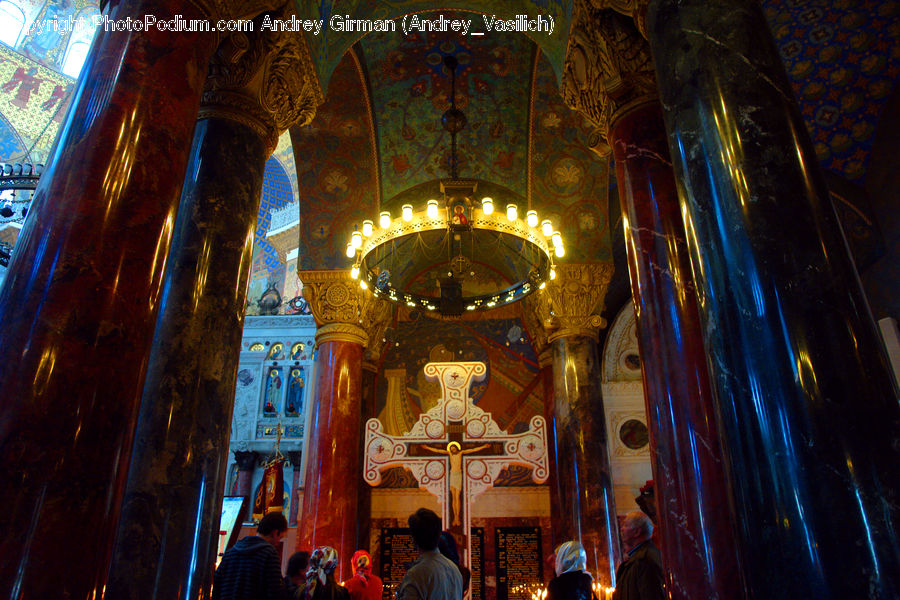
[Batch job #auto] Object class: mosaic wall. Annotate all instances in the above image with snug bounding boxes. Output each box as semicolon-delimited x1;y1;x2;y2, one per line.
361;13;533;203
762;0;899;181
292;49;378;270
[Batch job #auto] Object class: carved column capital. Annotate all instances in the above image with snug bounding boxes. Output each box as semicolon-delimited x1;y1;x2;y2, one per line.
563;2;657;155
199;4;323;152
233;450;259;471
587;0;651;38
525;263;614;342
299;270;392;349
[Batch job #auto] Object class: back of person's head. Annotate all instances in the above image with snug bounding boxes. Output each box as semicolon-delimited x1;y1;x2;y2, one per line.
408;508;442;551
257;511;288;536
624;511;653;539
437;531;460;564
554;540;587;576
287;551;311;577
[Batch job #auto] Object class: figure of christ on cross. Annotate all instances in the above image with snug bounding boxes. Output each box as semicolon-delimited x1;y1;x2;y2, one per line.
422;441;491;526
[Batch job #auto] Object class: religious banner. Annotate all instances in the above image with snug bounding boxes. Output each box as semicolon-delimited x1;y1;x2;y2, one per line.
364;361;548;579
252;457;285;519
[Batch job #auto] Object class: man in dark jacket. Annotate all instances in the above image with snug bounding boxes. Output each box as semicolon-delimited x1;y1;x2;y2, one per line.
213;512;288;600
613;512;665;600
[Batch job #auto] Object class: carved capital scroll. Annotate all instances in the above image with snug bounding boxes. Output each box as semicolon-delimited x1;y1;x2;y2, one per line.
299;270;392;350
524;263;614;342
562;2;656;155
199;4;323;152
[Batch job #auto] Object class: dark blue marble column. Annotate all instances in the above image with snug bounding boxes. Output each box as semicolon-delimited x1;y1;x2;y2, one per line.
551;335;620;587
647;1;900;598
105;118;269;600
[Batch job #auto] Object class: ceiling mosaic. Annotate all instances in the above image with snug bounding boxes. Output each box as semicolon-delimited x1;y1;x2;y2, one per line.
530;51;611;262
762;0;899;181
296;1;572;91
292;49;378;270
360;14;534;203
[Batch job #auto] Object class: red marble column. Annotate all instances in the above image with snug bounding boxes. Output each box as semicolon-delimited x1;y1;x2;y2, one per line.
298;335;364;581
610;101;742;599
0;1;216;597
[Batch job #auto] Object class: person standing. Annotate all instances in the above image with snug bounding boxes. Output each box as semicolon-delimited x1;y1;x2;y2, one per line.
213;512;288;600
299;547;350;600
345;550;383;600
396;508;463;600
285;551;310;597
546;541;596;600
613;512;665;600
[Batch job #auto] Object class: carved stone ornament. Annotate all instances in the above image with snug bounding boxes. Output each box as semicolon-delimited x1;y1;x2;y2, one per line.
562;2;657;154
524;263;614;342
299;270;392;349
587;0;650;38
199;3;323;152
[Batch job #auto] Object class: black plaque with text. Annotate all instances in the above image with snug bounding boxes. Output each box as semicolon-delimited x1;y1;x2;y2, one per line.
495;526;543;600
470;527;485;600
379;528;418;600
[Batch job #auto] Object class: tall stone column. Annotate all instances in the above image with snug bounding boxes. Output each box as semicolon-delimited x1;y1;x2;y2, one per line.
563;5;743;598
297;270;391;581
0;1;219;597
234;450;260;504
647;0;900;597
357;360;381;551
287;451;304;528
105;8;322;599
529;264;620;586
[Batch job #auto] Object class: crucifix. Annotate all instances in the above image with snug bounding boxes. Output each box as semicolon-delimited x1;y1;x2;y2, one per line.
364;361;548;566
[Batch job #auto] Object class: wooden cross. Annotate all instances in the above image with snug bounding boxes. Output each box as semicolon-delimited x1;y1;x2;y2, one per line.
364;362;548;563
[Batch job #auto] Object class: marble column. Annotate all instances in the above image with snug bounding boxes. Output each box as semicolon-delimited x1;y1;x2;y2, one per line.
357;361;380;550
235;450;260;502
531;264;619;586
539;350;564;553
611;100;742;600
647;0;900;597
0;1;217;596
102;13;321;598
287;451;303;528
297;271;391;581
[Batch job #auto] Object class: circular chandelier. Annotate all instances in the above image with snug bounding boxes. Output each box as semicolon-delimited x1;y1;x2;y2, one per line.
344;56;565;316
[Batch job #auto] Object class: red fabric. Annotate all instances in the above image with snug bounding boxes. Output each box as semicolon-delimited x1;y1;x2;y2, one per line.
345;573;382;600
252;458;285;520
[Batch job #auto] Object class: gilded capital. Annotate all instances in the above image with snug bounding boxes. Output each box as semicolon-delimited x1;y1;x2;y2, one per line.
562;2;656;154
587;0;651;38
524;263;614;342
199;4;323;152
299;270;392;350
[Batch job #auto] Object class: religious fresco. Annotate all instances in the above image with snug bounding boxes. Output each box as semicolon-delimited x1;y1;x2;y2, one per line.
530;51;611;263
374;317;544;492
762;0;899;181
292;49;378;270
296;1;571;92
0;43;74;163
361;14;533;203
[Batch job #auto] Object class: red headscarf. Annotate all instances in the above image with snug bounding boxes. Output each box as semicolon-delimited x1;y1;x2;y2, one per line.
351;550;372;581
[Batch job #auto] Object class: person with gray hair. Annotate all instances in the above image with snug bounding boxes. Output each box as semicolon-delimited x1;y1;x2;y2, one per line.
613;512;665;600
547;540;597;600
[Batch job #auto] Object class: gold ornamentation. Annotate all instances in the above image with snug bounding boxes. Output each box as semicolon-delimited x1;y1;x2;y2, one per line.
199;4;323;152
524;263;614;342
562;2;656;154
587;0;650;38
300;270;392;351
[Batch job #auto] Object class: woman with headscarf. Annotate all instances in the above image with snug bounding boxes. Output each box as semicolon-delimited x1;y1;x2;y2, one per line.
344;550;383;600
547;541;597;600
298;547;350;600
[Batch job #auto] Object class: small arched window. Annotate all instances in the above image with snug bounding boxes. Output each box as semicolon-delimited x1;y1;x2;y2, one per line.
61;8;100;78
0;2;26;48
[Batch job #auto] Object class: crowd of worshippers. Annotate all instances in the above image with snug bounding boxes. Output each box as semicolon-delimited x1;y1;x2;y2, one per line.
212;508;664;600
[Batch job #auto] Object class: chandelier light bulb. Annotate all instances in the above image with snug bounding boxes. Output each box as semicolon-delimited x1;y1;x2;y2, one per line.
551;231;562;248
554;245;565;258
426;199;439;219
482;197;494;215
351;230;362;249
402;204;414;222
541;219;553;237
360;279;368;290
539;281;547;289
345;243;356;258
506;203;517;221
526;210;538;227
362;220;373;237
379;211;391;228
550;268;556;280
350;266;360;279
